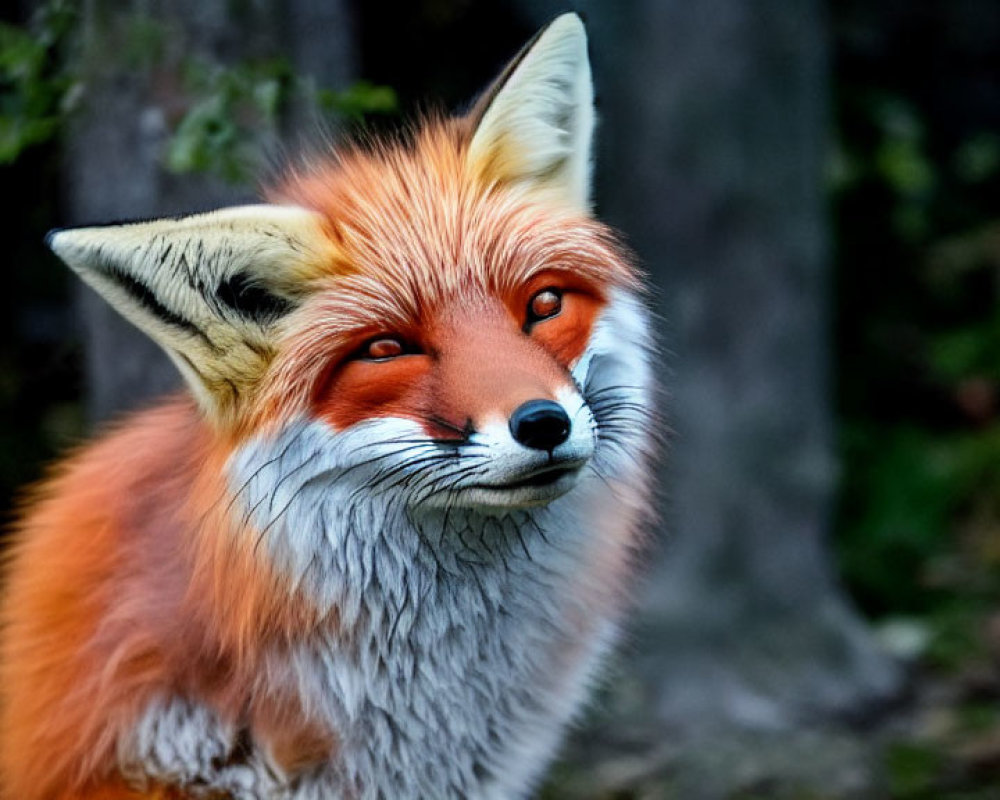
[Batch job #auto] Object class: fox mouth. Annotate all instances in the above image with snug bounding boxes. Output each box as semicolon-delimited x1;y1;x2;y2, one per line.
417;460;586;511
477;461;584;491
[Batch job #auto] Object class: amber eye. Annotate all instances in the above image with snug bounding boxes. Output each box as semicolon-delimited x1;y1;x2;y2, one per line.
362;337;406;360
526;288;563;328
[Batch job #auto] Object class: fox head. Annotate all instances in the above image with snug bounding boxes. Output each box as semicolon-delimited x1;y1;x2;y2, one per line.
49;14;652;521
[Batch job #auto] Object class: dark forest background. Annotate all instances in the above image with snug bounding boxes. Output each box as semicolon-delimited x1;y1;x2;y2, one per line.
4;1;1000;797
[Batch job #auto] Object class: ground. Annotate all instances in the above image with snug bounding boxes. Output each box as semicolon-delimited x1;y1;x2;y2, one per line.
544;613;1000;799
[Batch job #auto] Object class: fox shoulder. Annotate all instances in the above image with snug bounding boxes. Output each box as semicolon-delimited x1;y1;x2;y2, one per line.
0;398;329;795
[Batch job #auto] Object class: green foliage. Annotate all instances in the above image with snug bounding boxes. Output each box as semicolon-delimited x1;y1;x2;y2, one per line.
165;60;398;183
0;4;397;182
885;742;945;799
117;14;169;72
164;58;293;183
834;80;1000;624
880;701;1000;800
924;602;989;670
316;80;398;120
838;426;957;612
838;422;1000;614
954;701;1000;735
953;134;1000;185
0;1;77;163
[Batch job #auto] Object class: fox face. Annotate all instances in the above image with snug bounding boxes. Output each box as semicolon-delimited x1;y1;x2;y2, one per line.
49;15;645;521
20;13;656;800
312;294;599;512
257;144;640;518
256;145;626;517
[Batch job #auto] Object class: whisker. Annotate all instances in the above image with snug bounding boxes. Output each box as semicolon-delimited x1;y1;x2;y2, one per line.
370;452;470;492
265;449;324;516
209;427;305;528
584;383;647;399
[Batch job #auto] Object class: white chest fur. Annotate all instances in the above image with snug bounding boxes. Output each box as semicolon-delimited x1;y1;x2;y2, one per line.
292;504;620;799
227;424;629;798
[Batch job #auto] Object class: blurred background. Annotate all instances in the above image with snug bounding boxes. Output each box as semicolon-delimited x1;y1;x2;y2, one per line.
3;1;1000;797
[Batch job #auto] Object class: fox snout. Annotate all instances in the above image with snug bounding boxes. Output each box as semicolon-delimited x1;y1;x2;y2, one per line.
417;304;595;509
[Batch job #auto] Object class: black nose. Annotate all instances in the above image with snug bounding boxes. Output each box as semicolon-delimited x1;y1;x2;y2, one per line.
509;400;571;451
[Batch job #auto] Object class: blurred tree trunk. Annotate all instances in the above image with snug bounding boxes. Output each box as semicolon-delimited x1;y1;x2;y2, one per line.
66;0;356;423
552;0;903;737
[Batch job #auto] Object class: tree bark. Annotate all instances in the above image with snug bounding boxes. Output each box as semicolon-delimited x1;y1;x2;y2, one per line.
563;0;903;733
66;0;356;423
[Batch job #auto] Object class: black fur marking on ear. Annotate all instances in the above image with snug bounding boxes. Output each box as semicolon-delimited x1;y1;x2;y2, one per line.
467;17;554;124
215;272;294;323
100;261;218;350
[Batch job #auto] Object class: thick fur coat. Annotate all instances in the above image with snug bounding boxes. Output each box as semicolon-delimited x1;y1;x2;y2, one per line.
0;14;655;799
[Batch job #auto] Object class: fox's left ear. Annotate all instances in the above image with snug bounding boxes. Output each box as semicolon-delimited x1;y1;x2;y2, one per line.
467;13;594;211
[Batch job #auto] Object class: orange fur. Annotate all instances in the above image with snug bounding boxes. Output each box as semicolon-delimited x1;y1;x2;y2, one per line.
0;399;336;798
314;293;599;435
254;119;634;431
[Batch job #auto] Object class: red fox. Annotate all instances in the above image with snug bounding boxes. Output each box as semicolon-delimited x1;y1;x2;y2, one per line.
0;13;654;799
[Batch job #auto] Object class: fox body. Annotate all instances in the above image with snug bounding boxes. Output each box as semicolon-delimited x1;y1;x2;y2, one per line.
0;15;654;800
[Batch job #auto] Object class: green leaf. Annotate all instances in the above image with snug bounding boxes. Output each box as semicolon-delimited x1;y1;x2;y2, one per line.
954;133;1000;184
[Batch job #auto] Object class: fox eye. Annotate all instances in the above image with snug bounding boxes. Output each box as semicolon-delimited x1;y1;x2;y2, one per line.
362;337;406;360
526;288;562;328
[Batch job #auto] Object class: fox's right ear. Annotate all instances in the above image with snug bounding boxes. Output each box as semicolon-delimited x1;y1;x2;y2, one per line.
467;13;595;211
48;205;336;423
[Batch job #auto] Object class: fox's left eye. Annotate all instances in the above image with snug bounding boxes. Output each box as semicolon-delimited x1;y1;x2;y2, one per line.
362;337;406;360
525;288;563;329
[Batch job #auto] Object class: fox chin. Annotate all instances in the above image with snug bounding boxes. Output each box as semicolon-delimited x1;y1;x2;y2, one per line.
0;13;656;800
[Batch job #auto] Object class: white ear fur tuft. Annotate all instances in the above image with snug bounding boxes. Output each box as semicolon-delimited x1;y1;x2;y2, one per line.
468;13;595;210
48;205;334;420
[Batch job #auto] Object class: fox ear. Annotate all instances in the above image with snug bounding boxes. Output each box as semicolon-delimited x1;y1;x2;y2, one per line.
48;205;335;422
467;13;595;210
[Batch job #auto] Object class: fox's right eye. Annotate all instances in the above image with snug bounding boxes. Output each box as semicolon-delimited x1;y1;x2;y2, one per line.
524;288;563;331
361;337;406;360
